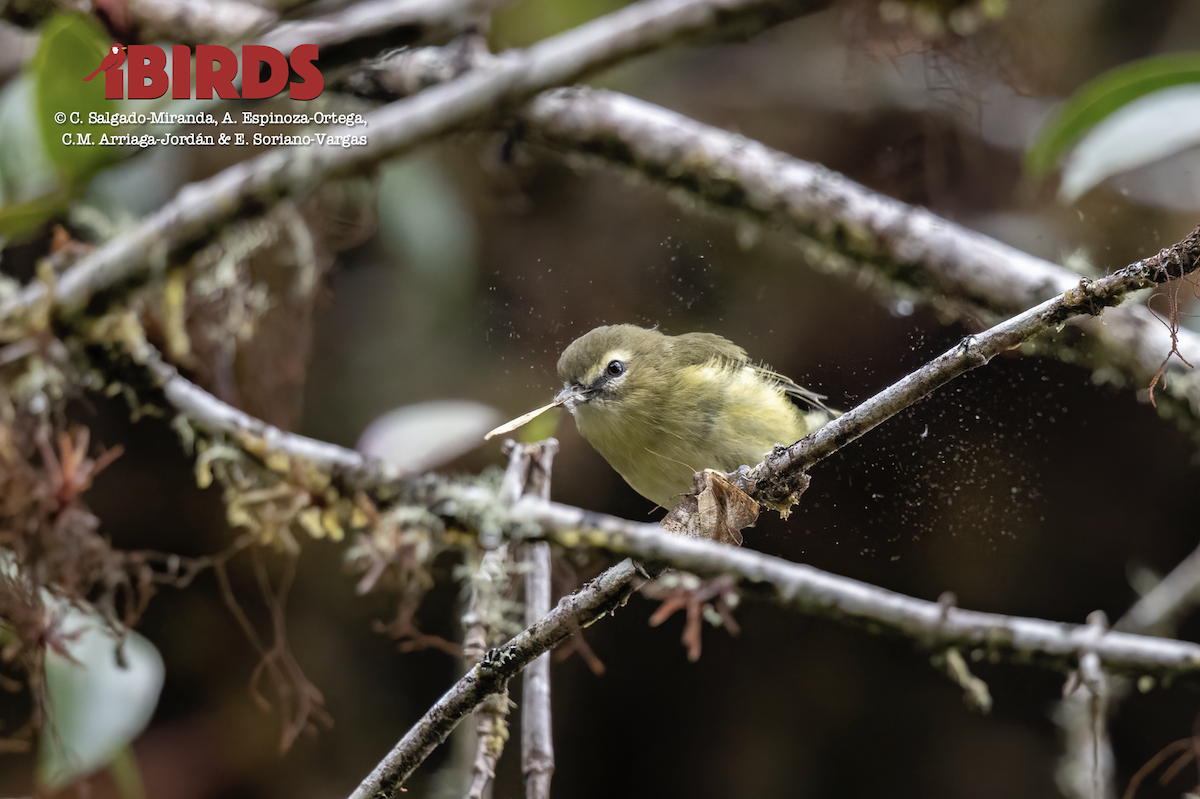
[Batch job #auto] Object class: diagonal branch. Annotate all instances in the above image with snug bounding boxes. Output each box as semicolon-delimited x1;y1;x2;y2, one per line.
740;223;1200;507
348;559;639;799
519;87;1200;428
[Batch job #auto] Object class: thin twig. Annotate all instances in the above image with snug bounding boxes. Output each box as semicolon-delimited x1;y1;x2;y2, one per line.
1116;544;1200;636
1059;535;1200;799
462;441;555;799
348;559;639;799
517;443;558;799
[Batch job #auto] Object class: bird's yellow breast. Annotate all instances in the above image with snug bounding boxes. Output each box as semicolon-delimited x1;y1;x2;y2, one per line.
573;363;812;508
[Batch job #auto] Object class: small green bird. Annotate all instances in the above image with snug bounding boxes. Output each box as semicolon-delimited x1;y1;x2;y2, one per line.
551;325;834;509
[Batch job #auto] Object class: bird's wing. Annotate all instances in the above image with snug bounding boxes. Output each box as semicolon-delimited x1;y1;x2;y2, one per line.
672;332;834;412
671;332;835;412
750;364;835;413
670;332;751;368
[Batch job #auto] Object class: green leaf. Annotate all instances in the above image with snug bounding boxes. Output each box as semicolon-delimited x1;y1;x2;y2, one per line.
0;75;58;210
1026;51;1200;177
0;186;71;239
1058;84;1200;203
38;605;164;790
32;14;121;181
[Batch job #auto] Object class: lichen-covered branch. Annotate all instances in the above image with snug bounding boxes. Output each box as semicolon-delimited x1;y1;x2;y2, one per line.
127;355;1200;673
461;441;558;799
462;541;513;799
517;444;558;799
348;559;639;799
740;223;1200;508
138;352;399;487
510;498;1200;679
116;333;1200;798
0;0;829;330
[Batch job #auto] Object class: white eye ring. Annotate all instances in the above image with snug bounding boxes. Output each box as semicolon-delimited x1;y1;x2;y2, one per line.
605;360;625;378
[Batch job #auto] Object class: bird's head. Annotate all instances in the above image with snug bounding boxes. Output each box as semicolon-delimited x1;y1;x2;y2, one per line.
554;325;667;418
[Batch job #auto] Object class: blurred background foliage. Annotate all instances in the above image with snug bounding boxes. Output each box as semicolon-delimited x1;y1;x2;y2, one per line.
2;0;1200;797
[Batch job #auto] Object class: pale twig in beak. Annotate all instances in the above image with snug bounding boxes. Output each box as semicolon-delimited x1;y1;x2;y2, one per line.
484;400;561;441
484;386;591;441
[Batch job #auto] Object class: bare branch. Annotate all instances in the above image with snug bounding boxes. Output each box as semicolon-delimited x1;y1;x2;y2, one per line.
517;87;1200;427
1058;536;1200;799
0;0;829;329
348;559;639;799
1116;545;1200;637
528;88;1200;424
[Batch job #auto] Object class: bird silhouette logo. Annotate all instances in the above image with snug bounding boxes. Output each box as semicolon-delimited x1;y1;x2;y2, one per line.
84;43;126;82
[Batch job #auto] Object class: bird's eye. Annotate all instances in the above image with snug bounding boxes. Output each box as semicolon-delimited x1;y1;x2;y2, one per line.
605;360;626;378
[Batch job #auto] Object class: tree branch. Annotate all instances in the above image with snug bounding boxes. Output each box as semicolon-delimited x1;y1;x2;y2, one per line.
348;559;639;799
136;347;1200;680
740;223;1200;508
139;352;400;487
509;498;1200;678
517;445;557;799
107;225;1200;799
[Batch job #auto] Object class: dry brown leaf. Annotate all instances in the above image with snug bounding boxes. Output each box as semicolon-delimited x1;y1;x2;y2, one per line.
660;469;758;546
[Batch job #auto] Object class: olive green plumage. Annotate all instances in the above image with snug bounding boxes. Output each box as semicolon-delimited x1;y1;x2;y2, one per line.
555;325;833;509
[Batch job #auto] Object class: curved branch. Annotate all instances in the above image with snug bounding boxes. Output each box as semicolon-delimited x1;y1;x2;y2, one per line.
138;337;1200;681
523;89;1200;432
140;353;399;486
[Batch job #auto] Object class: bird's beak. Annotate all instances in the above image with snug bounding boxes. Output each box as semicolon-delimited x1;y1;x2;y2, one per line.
553;384;591;412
